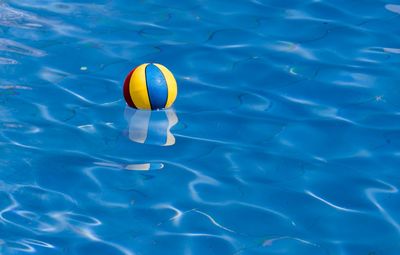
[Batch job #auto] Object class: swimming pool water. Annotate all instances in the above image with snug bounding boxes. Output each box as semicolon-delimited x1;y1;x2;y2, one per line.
0;0;400;254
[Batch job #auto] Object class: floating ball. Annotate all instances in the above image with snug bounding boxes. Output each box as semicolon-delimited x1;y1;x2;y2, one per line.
123;63;177;110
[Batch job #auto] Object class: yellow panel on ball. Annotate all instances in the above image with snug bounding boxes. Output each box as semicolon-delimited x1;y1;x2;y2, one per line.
129;63;151;110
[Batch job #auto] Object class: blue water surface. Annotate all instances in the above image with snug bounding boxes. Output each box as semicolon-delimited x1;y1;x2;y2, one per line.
1;0;400;254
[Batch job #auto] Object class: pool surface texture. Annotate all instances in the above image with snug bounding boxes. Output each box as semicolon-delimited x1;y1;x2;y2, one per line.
1;0;400;254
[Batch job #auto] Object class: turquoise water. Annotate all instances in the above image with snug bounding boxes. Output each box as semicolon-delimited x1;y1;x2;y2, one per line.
1;0;400;254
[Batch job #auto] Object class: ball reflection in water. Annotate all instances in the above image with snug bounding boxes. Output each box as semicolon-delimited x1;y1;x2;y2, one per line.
124;107;178;146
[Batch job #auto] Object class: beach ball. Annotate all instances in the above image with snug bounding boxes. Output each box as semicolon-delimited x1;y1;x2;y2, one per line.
123;63;177;110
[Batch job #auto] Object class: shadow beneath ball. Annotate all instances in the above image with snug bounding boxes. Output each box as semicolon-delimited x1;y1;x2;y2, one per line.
124;107;178;146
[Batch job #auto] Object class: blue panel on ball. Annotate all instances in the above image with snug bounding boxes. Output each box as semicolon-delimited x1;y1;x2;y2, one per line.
145;64;168;110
